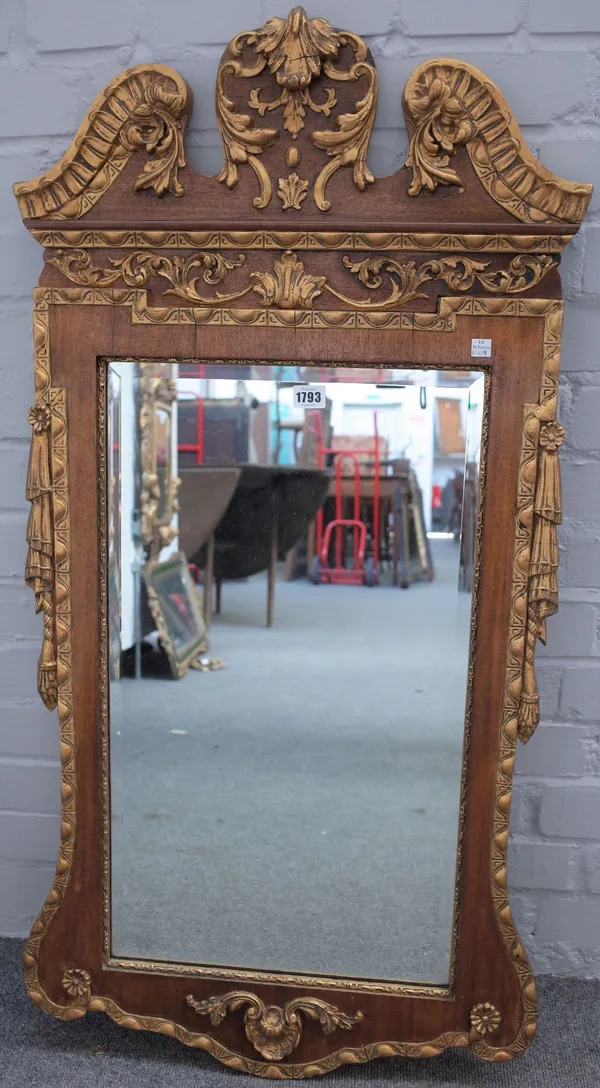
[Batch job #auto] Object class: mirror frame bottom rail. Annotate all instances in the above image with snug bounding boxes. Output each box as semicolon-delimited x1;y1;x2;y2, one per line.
19;289;560;1076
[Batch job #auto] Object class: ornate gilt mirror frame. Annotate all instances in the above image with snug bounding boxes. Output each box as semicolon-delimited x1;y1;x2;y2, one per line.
138;360;180;560
16;7;592;1077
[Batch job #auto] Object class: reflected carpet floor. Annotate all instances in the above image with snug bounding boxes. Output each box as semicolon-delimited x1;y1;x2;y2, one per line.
1;939;599;1087
110;542;470;981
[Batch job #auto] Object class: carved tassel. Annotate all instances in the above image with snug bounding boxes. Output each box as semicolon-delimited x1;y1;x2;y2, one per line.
25;402;57;711
518;421;564;743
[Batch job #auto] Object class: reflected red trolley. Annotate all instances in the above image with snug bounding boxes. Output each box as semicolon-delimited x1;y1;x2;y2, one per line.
310;411;380;586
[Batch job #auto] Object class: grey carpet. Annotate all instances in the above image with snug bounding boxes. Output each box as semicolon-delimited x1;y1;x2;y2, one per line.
110;542;471;982
1;939;599;1087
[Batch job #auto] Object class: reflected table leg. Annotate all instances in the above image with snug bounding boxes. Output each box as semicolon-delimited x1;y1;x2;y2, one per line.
203;534;214;630
267;503;278;628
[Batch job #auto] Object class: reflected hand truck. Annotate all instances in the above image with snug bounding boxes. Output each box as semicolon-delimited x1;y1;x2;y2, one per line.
309;411;380;586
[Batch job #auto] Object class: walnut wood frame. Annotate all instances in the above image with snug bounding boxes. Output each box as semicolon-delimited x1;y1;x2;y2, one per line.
16;6;591;1079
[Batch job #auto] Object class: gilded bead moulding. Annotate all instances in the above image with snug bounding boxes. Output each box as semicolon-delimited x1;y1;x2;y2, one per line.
12;6;592;242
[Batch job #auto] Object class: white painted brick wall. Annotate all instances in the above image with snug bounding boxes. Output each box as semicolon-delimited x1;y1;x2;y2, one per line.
0;0;599;978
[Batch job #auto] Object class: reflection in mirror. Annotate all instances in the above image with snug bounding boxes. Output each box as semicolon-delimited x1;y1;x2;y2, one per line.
106;361;487;986
154;406;171;522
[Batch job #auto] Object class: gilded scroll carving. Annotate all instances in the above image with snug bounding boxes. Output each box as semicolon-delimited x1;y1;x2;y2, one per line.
48;247;555;312
311;42;376;212
186;991;363;1061
216;7;377;211
518;420;564;741
48;250;247;305
403;60;592;225
329;253;556;307
13;65;190;220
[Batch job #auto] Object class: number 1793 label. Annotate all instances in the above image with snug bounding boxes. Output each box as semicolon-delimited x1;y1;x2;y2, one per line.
293;385;326;409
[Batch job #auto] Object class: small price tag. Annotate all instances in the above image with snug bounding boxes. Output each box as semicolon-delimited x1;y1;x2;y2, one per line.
293;385;326;409
471;337;492;358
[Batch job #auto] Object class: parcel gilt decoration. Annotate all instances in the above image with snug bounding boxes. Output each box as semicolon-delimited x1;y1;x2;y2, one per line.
12;4;594;1081
11;8;592;227
215;5;377;211
186;991;364;1061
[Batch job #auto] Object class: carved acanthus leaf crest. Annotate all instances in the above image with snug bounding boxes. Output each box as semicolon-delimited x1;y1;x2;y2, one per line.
216;7;377;211
244;6;341;89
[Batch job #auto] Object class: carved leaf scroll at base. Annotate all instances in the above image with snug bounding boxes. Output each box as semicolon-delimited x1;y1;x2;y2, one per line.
186;991;364;1061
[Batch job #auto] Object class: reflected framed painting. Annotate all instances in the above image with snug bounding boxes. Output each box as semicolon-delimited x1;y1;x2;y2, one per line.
143;553;208;679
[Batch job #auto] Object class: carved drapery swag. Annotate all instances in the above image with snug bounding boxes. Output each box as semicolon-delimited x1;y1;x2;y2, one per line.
518;421;564;741
25;402;57;709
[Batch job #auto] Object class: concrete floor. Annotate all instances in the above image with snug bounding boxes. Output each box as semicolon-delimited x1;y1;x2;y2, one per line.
110;541;472;985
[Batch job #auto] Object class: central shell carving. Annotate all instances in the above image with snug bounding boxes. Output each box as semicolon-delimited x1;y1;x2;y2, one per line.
186;990;364;1061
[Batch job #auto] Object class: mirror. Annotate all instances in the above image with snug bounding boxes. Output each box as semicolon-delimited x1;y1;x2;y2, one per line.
107;360;486;987
154;406;171;522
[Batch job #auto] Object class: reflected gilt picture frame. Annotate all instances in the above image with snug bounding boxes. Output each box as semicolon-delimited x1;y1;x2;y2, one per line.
14;4;592;1079
139;360;181;562
142;552;208;679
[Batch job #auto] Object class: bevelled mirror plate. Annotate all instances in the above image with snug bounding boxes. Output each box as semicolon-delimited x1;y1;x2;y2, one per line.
106;361;486;989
